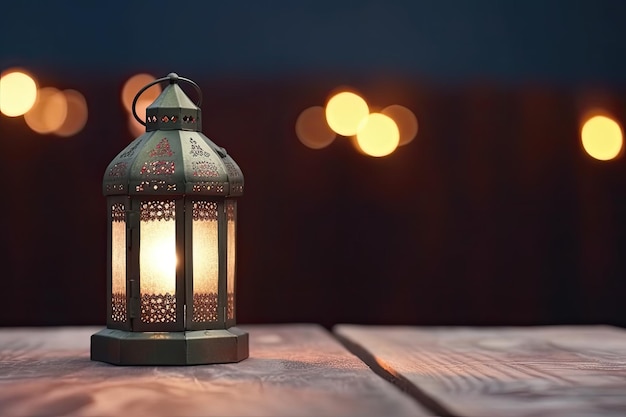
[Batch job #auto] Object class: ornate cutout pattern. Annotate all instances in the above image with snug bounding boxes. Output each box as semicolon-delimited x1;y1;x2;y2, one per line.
108;162;128;178
192;161;219;177
140;160;175;176
140;200;175;222
192;182;225;193
111;292;127;322
227;293;234;320
119;139;143;159
189;137;211;158
106;184;125;193
148;138;174;157
192;200;218;221
135;180;177;192
226;200;236;221
111;203;125;222
140;293;176;323
223;161;241;178
192;293;218;322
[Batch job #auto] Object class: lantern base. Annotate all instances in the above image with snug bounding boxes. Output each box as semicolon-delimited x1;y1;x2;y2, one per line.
90;327;249;365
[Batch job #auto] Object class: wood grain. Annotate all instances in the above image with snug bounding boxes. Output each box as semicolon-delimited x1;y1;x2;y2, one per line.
335;325;626;417
0;324;429;416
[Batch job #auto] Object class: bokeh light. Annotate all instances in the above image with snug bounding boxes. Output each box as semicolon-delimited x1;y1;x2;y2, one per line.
581;114;623;161
325;91;369;136
24;87;68;134
296;106;336;149
381;105;418;146
122;74;160;136
127;110;149;137
121;73;160;112
355;113;399;157
54;90;88;137
0;70;38;117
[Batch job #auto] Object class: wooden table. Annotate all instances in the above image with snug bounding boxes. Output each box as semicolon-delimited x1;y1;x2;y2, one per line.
336;325;626;417
0;324;426;417
2;324;626;416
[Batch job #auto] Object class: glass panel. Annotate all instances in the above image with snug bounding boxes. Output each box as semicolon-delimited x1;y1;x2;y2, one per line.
111;203;126;322
139;200;177;324
226;200;236;320
192;201;219;322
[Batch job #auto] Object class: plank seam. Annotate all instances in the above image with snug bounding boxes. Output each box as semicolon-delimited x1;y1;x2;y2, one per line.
334;331;457;417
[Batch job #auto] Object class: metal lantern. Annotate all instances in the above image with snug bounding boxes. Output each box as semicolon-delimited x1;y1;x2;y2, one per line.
91;73;248;365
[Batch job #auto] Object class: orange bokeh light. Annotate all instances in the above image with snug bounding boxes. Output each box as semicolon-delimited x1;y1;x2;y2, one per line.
54;90;88;137
0;69;38;117
24;87;68;134
325;91;369;136
127;102;151;137
580;113;623;161
296;106;336;149
122;74;160;137
355;113;399;157
381;105;418;146
121;73;160;113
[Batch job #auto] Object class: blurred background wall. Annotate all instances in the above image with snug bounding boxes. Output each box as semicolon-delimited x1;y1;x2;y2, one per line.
1;1;626;328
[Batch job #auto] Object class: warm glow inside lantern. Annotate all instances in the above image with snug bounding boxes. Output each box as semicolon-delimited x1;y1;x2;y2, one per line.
91;73;248;365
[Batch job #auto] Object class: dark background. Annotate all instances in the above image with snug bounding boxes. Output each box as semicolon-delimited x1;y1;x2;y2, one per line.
1;1;626;328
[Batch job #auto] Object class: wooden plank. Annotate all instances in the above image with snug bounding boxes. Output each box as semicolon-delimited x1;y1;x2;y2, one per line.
335;325;626;417
0;324;429;416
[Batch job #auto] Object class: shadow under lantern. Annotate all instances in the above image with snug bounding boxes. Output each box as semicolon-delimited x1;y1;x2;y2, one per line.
91;73;248;365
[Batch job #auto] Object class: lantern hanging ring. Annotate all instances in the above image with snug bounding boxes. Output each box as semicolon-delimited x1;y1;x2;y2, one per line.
131;72;203;126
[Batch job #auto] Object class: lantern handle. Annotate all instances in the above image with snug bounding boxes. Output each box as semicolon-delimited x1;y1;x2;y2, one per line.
131;73;203;126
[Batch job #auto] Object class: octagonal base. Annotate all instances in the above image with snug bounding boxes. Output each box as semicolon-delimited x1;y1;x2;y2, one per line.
91;327;249;365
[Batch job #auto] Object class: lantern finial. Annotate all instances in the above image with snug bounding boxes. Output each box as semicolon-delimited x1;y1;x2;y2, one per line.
167;72;179;83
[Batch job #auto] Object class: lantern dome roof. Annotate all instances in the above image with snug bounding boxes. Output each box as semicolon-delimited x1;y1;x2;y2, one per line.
103;74;243;197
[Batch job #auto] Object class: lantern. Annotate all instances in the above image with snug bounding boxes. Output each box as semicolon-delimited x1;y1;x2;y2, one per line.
91;73;248;365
